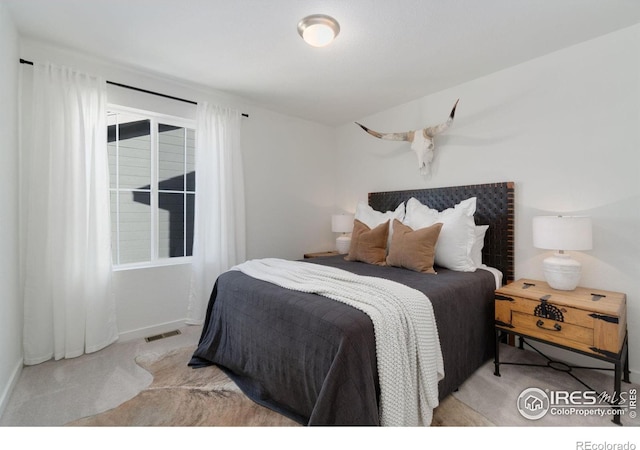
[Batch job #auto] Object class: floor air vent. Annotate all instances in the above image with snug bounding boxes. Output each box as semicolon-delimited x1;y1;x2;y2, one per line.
145;329;182;342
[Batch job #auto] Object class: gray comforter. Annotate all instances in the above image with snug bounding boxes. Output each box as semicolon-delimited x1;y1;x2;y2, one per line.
189;255;496;425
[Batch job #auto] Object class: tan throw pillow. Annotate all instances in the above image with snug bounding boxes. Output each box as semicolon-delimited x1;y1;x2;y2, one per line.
344;219;389;266
386;220;443;274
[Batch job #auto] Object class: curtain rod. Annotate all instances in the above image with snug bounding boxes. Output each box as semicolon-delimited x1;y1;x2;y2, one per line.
19;58;249;118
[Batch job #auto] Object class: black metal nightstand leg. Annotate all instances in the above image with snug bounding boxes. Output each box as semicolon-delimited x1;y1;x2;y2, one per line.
623;339;630;383
613;360;622;425
494;329;501;377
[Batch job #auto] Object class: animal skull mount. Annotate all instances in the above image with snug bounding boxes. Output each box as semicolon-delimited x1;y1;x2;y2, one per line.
355;99;459;175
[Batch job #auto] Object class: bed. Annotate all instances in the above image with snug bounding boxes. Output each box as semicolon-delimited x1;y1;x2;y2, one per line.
189;181;515;426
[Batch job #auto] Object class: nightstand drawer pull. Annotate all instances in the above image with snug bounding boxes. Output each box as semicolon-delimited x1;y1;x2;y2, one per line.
495;294;514;302
536;319;561;332
534;301;564;322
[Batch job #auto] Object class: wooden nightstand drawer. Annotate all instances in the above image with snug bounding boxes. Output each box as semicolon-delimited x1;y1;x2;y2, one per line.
495;278;626;357
511;311;593;347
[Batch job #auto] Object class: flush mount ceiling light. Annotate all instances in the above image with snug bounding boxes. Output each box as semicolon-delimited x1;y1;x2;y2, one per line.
297;14;340;47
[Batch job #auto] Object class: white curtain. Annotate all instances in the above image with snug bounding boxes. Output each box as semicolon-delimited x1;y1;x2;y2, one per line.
21;63;118;365
187;102;246;324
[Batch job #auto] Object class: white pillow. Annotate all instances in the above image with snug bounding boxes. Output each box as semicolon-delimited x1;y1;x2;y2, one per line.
354;201;405;249
471;225;489;268
404;197;477;272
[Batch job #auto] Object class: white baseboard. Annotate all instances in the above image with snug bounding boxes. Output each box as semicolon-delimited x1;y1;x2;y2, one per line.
0;358;23;420
117;319;188;343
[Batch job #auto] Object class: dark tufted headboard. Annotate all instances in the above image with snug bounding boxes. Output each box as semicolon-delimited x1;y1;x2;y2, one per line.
368;182;515;284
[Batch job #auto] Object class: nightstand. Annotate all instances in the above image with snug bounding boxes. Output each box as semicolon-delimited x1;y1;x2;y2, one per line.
303;250;340;259
493;278;630;425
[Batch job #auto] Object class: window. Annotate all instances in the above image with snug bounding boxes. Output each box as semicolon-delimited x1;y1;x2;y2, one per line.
107;108;195;267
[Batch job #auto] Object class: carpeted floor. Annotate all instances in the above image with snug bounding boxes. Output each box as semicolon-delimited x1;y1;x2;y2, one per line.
65;343;639;427
0;325;205;426
66;346;494;427
3;324;637;428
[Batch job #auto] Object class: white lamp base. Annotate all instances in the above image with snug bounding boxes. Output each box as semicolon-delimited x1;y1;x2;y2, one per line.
336;235;351;254
542;252;582;291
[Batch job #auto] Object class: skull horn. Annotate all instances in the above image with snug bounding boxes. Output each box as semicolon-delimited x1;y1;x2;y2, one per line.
354;122;412;142
425;99;459;137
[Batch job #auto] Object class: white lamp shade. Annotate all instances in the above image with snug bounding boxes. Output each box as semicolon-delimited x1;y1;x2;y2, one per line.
533;215;592;290
332;214;354;254
532;216;592;251
332;214;354;233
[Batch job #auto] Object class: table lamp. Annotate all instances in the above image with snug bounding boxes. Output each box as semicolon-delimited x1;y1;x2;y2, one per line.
332;214;354;254
532;215;592;291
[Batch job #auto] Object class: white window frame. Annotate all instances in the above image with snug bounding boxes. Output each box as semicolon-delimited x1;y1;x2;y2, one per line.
108;104;196;271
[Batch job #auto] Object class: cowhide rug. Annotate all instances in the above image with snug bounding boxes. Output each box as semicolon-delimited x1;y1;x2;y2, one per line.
67;346;493;427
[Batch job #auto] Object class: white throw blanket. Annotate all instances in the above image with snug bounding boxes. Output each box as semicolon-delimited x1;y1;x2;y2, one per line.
232;258;445;426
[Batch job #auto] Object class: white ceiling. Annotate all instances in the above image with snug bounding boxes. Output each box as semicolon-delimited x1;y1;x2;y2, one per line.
5;0;640;125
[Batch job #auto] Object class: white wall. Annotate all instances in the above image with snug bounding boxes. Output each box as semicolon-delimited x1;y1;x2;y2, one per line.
242;108;336;260
0;2;22;416
336;25;640;380
19;39;336;340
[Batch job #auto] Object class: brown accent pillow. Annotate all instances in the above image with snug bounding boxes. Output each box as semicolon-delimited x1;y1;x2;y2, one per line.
344;219;389;266
386;220;443;274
